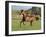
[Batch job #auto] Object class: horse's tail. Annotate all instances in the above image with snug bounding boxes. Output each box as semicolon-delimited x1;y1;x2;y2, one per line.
35;16;39;21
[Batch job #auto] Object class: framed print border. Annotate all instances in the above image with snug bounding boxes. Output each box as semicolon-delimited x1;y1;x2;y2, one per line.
5;1;45;36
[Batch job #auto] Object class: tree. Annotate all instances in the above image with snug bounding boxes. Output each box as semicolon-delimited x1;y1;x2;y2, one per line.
32;7;41;16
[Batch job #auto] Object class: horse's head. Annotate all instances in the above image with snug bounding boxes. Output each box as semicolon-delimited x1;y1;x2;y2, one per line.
20;10;27;17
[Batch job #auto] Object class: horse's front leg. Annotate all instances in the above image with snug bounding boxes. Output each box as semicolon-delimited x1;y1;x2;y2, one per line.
23;21;25;25
20;21;25;28
20;21;22;28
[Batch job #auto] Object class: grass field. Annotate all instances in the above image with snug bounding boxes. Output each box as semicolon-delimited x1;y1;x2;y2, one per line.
12;17;41;31
11;10;41;31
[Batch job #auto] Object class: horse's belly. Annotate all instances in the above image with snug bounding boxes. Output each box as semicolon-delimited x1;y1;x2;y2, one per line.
25;17;31;22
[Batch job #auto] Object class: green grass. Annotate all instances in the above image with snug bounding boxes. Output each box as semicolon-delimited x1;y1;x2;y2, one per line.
12;11;41;31
12;19;41;31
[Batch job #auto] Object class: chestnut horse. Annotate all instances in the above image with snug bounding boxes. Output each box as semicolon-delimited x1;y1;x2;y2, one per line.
20;10;39;27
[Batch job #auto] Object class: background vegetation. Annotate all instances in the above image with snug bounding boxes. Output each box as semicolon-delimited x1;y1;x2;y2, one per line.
11;6;41;31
